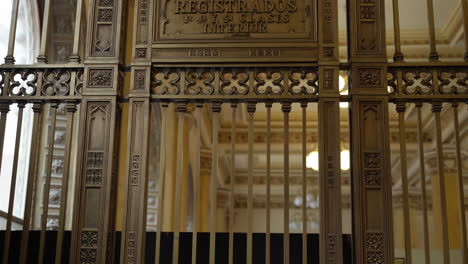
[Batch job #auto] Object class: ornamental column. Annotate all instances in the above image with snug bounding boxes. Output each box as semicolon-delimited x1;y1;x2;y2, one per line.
348;0;394;263
70;0;126;262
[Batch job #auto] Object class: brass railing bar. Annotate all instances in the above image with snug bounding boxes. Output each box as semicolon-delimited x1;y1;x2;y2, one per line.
38;102;59;264
4;0;20;64
209;101;222;264
228;102;237;264
150;95;320;101
191;103;203;264
452;102;468;263
172;102;187;264
415;103;430;264
247;101;256;264
19;102;42;264
37;0;52;63
55;102;77;264
1;102;25;264
426;0;440;61
396;102;412;264
301;101;307;264
265;101;272;264
392;0;404;61
389;95;468;101
0;64;85;69
432;101;450;264
155;103;169;264
282;101;292;264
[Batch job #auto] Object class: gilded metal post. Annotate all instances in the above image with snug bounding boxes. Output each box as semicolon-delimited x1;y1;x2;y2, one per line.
348;0;393;264
70;0;126;262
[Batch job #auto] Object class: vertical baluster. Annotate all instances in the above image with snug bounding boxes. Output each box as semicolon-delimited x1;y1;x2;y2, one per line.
155;103;168;264
452;103;468;263
282;101;292;264
1;102;25;264
70;0;84;63
4;0;20;64
265;101;272;264
0;104;10;170
68;0;84;96
191;103;202;264
426;0;439;61
209;101;222;264
246;101;256;264
37;0;52;63
55;101;77;264
415;103;430;264
396;102;412;264
392;0;404;61
432;102;450;264
19;102;42;264
462;0;468;60
173;101;187;264
228;102;237;264
301;101;308;264
38;102;59;264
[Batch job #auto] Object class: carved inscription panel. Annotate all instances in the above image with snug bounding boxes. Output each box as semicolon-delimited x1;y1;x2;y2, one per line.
155;0;316;41
152;0;318;61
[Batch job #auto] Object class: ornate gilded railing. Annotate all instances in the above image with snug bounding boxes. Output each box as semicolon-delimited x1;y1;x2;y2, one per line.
0;65;84;101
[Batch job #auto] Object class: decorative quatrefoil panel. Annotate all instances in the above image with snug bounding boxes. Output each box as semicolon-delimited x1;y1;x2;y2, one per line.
254;71;284;95
42;70;71;96
402;70;433;95
439;71;468;95
289;70;318;95
10;70;37;96
220;71;249;95
185;71;214;95
152;71;180;95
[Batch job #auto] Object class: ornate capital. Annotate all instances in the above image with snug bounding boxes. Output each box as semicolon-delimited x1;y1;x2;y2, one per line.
281;101;292;113
431;102;442;113
211;100;222;113
395;102;406;113
247;101;256;113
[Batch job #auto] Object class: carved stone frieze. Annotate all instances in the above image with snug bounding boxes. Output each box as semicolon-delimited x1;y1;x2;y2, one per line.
127;231;136;264
134;70;146;90
328;233;336;264
80;230;99;264
366;251;384;264
364;169;381;187
89;69;113;88
364;152;381;168
358;68;382;87
86;151;104;185
89;0;118;56
131;154;141;185
365;232;384;264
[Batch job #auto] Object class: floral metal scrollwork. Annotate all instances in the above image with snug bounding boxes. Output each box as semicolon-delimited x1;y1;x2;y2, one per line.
0;71;4;95
185;71;214;95
386;71;397;95
402;70;432;95
439;71;468;95
220;71;249;95
42;70;71;96
10;70;37;96
152;70;180;95
76;70;84;96
254;70;284;95
289;70;318;95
